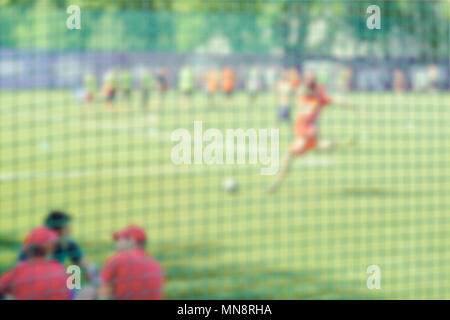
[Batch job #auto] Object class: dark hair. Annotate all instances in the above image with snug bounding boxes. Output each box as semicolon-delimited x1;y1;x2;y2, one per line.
45;210;71;231
137;240;147;248
26;245;47;258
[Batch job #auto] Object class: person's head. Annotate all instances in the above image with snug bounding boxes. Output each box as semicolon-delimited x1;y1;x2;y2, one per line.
113;224;147;251
113;231;131;251
304;71;317;91
45;210;72;237
24;227;58;259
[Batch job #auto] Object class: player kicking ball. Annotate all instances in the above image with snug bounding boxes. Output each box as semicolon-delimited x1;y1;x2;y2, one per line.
267;72;362;194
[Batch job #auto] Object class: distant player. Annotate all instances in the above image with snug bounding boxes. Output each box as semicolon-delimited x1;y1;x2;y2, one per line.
99;224;165;300
247;66;261;102
84;72;97;104
205;68;219;106
222;66;236;101
155;67;169;107
268;72;360;193
141;69;153;109
288;68;301;93
336;67;353;92
264;66;278;92
276;70;293;125
0;227;70;300
102;69;118;110
179;65;195;107
393;69;406;92
120;69;133;104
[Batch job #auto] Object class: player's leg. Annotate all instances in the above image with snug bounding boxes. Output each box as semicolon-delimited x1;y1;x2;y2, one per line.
267;137;311;193
266;152;294;193
316;137;356;152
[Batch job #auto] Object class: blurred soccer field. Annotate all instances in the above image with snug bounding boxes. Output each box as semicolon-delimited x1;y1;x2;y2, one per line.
0;90;449;299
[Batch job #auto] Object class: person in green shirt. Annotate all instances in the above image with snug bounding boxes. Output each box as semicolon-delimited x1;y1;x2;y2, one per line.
18;211;99;292
141;70;153;109
84;72;97;103
179;66;195;107
121;70;132;103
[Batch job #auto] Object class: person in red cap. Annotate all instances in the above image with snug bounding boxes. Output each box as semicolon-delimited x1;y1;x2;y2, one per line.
98;224;165;300
0;227;70;300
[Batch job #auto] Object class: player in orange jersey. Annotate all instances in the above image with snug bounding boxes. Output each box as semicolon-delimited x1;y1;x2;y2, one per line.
221;66;236;102
268;72;363;193
205;69;219;106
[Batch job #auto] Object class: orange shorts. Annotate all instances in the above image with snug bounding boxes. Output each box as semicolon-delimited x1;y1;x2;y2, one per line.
290;136;317;155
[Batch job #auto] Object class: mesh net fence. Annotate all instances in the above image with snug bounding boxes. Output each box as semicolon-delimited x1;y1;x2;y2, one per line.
0;0;449;299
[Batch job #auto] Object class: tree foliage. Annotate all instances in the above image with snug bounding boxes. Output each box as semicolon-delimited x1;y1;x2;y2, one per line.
0;0;447;58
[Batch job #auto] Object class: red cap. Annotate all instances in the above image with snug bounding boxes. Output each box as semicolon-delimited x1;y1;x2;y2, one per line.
113;229;127;241
124;224;147;243
24;226;58;249
113;224;147;243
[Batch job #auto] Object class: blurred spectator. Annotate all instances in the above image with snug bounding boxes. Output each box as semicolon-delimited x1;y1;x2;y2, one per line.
83;72;97;103
288;68;301;92
276;70;293;124
0;227;70;300
393;69;406;92
99;224;165;300
121;69;133;102
247;66;262;102
18;210;98;284
156;67;169;106
428;64;439;91
141;69;153;109
222;66;236;98
205;68;219;106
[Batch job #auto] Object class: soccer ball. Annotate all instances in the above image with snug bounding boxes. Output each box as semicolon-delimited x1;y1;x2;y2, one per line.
223;178;239;194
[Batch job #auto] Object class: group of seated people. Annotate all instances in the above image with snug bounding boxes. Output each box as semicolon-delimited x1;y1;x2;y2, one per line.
0;211;165;300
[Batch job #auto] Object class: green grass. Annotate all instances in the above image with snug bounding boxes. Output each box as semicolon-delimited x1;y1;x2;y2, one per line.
0;90;449;299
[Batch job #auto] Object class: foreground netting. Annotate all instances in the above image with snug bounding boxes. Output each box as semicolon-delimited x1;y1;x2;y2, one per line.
0;0;449;299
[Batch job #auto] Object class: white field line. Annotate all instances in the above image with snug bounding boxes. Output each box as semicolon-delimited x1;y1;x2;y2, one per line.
0;164;251;182
0;157;333;182
16;113;168;136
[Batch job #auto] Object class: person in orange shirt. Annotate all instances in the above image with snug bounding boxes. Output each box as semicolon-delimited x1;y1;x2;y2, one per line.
268;72;363;193
205;69;219;106
222;67;236;101
289;68;301;92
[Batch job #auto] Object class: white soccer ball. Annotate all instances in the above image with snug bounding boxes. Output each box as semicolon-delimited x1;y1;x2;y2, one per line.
223;178;239;193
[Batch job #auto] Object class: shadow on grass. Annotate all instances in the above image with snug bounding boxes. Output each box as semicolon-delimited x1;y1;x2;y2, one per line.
1;237;379;299
164;264;378;299
331;186;393;197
